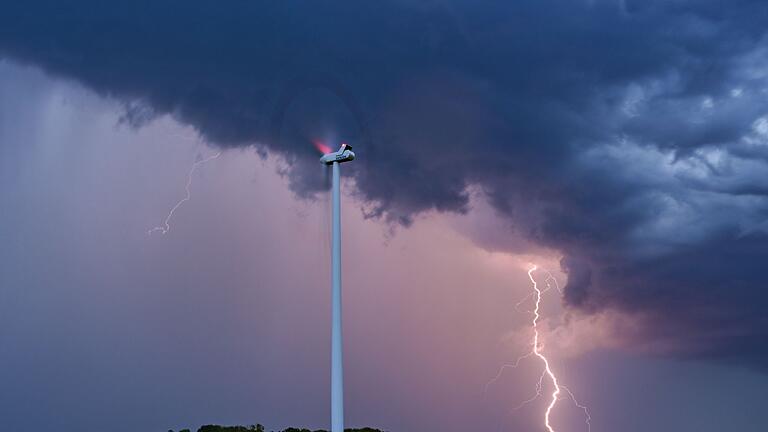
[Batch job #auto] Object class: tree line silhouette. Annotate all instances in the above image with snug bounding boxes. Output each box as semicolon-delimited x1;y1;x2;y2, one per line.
170;425;385;432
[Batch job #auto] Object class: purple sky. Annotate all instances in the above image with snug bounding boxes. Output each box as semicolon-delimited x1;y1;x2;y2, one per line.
1;58;766;431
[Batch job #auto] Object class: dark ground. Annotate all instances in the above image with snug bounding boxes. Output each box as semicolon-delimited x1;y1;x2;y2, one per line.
172;425;385;432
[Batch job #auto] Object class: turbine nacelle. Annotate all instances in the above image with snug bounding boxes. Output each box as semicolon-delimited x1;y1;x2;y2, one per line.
320;143;355;165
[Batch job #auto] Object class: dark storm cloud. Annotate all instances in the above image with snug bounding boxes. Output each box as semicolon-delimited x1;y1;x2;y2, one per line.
3;0;768;368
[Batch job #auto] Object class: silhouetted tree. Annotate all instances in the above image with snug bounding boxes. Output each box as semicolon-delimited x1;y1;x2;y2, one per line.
197;425;268;432
183;423;383;432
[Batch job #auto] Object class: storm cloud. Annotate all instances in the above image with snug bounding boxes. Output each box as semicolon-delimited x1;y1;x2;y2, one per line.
2;0;768;368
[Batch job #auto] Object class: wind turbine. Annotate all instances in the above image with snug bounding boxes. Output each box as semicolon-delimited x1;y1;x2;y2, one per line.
319;143;355;432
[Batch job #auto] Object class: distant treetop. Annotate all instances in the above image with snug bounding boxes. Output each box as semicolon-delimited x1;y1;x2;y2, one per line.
169;424;386;432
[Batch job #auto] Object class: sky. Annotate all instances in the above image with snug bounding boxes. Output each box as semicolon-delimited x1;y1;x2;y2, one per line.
1;1;767;431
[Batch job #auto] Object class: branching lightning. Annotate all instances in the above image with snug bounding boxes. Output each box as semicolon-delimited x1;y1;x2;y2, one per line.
485;265;591;432
529;265;565;432
148;151;221;235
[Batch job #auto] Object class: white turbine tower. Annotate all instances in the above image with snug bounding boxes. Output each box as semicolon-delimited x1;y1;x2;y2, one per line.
320;143;355;432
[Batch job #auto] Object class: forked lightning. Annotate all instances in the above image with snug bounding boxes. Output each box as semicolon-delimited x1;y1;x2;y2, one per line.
485;265;591;431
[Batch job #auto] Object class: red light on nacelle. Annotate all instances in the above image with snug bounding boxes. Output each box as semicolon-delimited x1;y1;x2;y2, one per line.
314;140;332;155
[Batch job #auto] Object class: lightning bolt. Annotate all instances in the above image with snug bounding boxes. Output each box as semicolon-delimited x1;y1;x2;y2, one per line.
485;265;591;432
529;265;566;432
148;151;221;235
